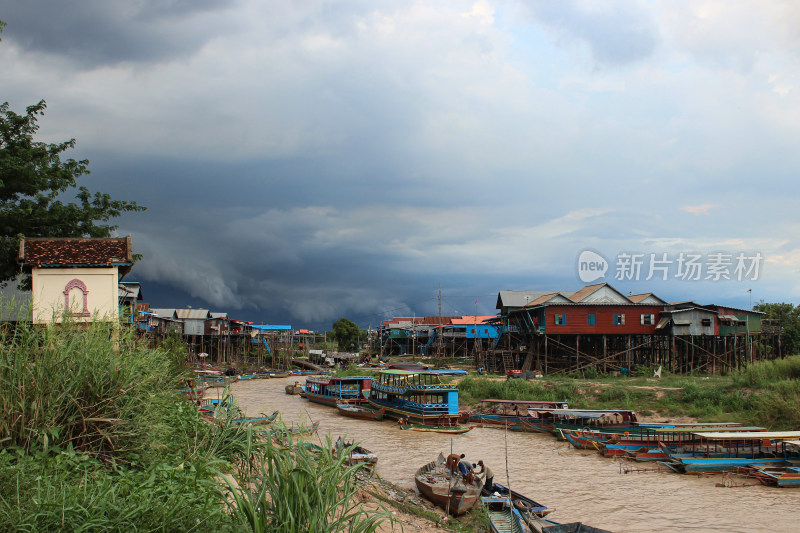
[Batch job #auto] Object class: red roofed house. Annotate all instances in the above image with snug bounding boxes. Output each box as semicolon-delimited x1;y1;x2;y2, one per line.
18;236;134;324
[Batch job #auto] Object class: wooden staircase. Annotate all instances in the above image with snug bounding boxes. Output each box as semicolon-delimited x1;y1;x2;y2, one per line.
502;352;514;374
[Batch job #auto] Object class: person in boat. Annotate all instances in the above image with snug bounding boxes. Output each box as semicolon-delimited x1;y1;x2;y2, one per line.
457;456;473;477
475;460;494;491
446;453;463;475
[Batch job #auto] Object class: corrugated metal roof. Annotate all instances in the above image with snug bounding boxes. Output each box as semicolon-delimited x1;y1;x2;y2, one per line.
449;316;496;325
497;290;566;309
176;309;210;320
628;293;665;304
710;304;765;315
652;426;764;434
210;312;228;319
118;284;140;300
568;283;607;303
693;431;800;440
150;308;177;318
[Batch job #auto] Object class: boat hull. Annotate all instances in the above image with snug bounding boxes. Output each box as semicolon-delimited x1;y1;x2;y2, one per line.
336;403;384;421
400;423;476;434
414;455;482;516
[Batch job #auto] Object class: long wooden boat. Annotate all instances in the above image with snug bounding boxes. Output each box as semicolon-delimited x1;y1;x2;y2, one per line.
414;453;483;516
659;432;800;474
335;438;378;468
483;482;550;517
525;515;613;533
178;379;210;401
366;370;462;426
469;399;568;430
231;410;280;425
303;376;372;407
267;371;292;378
561;425;764;456
336;402;384;421
548;408;639;437
602;426;765;458
737;464;800;487
399;422;477;434
482;495;525;533
202;375;239;388
285;382;304;395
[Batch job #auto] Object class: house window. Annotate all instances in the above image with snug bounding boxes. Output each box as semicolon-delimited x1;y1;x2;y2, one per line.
641;314;654;325
587;314;596;325
555;314;567;325
614;314;625;326
701;318;712;327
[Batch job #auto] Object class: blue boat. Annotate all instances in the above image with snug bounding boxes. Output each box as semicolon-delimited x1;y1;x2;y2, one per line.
481;495;526;533
483;482;550;517
469;399;568;431
366;370;462;425
659;431;800;474
302;376;372;407
740;464;800;487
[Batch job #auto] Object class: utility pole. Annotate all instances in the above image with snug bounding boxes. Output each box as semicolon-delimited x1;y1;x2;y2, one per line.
438;283;442;318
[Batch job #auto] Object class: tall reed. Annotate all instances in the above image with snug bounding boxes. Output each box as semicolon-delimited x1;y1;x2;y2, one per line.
226;430;393;533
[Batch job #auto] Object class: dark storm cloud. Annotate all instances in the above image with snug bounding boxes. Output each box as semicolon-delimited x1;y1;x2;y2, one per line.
0;0;237;66
4;1;799;327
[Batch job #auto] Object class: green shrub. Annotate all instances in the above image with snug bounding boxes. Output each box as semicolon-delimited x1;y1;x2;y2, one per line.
226;430;393;533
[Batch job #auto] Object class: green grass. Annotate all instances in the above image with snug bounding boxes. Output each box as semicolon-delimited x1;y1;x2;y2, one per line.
0;317;397;531
0;320;264;531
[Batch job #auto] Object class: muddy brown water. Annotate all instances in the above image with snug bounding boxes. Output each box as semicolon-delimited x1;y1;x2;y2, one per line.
228;378;797;533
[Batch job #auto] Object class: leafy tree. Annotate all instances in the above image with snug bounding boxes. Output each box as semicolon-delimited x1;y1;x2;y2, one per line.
331;318;361;352
754;302;800;355
0;100;145;284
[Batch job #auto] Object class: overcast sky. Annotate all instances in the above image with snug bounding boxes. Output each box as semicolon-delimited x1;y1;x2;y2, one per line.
2;1;799;329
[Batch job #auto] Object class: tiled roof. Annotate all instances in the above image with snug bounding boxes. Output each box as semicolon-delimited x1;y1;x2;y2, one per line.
19;236;132;270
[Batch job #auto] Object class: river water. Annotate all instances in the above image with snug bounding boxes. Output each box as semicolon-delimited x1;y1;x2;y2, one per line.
229;378;796;533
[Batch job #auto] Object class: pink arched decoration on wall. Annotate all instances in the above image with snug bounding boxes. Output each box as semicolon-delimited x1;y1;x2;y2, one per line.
63;278;90;317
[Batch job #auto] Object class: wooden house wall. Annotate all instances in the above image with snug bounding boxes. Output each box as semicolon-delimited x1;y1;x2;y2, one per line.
716;306;762;335
544;305;664;335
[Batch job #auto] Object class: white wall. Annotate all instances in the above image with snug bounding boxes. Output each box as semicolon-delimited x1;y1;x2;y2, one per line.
31;267;119;324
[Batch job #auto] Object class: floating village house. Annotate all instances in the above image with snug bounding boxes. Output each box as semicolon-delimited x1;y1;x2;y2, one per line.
376;282;771;375
495;283;766;375
378;315;500;358
18;236;133;324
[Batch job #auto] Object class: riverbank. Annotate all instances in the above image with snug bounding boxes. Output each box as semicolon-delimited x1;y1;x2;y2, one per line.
456;355;800;429
332;355;800;430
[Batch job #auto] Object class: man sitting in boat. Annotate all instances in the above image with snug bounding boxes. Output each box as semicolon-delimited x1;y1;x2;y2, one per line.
475;460;494;491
